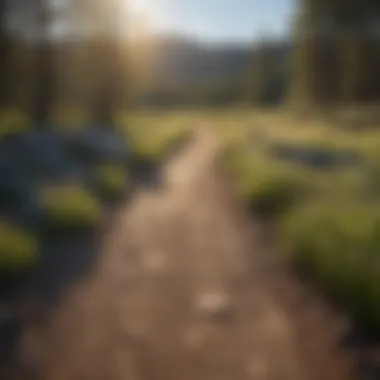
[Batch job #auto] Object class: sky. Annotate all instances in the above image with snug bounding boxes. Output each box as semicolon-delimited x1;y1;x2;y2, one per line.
128;0;296;43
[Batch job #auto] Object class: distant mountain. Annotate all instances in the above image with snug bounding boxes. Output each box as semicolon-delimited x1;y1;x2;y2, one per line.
150;35;254;86
137;33;291;105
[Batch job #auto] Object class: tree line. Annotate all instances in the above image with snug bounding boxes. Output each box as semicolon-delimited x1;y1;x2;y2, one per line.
1;0;379;112
251;0;380;108
142;0;380;109
0;0;129;127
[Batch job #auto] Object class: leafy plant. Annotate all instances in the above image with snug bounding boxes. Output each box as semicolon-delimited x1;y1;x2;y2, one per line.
281;202;380;328
0;221;39;278
220;143;305;218
0;109;29;139
122;113;190;163
247;172;304;217
39;182;102;231
96;164;130;199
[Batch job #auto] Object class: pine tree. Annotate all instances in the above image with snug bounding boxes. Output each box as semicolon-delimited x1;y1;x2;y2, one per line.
32;0;55;127
248;39;276;106
0;0;9;109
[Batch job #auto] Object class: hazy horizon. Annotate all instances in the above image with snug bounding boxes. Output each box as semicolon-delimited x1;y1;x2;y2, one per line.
129;0;296;44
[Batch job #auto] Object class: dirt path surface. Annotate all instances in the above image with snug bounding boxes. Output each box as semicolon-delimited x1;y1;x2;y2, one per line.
8;128;359;380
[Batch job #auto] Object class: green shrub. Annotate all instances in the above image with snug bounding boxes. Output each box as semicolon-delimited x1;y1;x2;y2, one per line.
96;164;130;199
0;222;39;278
165;129;191;157
122;116;190;163
0;109;29;138
247;172;305;217
217;111;380;331
218;142;240;167
363;155;380;197
39;183;102;231
281;202;380;328
220;144;305;218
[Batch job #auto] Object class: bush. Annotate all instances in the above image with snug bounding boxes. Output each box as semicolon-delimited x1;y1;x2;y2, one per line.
0;110;29;139
281;202;380;329
96;164;130;200
0;221;39;279
123;116;190;164
38;182;102;231
219;144;305;218
364;157;380;197
218;112;380;332
247;172;305;217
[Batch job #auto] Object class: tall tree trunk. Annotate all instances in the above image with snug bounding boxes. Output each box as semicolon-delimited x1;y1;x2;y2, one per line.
0;0;9;109
91;0;125;128
32;0;54;128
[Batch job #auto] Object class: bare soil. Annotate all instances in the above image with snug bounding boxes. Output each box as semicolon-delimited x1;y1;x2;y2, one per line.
3;127;376;380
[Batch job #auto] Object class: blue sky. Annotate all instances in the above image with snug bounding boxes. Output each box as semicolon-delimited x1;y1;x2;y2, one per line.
129;0;296;43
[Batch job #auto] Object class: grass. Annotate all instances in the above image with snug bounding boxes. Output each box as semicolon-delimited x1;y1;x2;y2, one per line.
38;182;102;232
219;142;307;218
96;164;130;200
121;111;193;163
0;221;39;279
281;201;380;328
0;108;196;291
217;108;380;330
0;109;30;139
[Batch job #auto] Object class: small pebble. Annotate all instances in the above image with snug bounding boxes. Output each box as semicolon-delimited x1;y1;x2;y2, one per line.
196;292;233;323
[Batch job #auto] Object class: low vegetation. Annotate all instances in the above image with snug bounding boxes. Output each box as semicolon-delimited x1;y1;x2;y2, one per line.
96;164;130;200
122;111;194;163
220;141;306;218
281;202;380;328
0;108;193;289
0;109;30;139
219;109;380;330
0;221;39;279
38;182;103;232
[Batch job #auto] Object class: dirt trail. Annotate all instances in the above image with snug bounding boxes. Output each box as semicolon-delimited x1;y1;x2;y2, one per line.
9;128;358;380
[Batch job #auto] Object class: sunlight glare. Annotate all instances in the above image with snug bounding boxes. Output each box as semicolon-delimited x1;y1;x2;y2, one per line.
127;0;159;21
125;0;163;37
128;0;153;13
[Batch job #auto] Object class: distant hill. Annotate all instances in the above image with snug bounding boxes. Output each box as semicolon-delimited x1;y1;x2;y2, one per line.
51;32;291;107
136;33;291;106
151;36;253;86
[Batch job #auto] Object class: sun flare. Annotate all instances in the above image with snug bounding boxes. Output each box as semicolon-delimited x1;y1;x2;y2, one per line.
127;0;158;20
125;0;160;37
